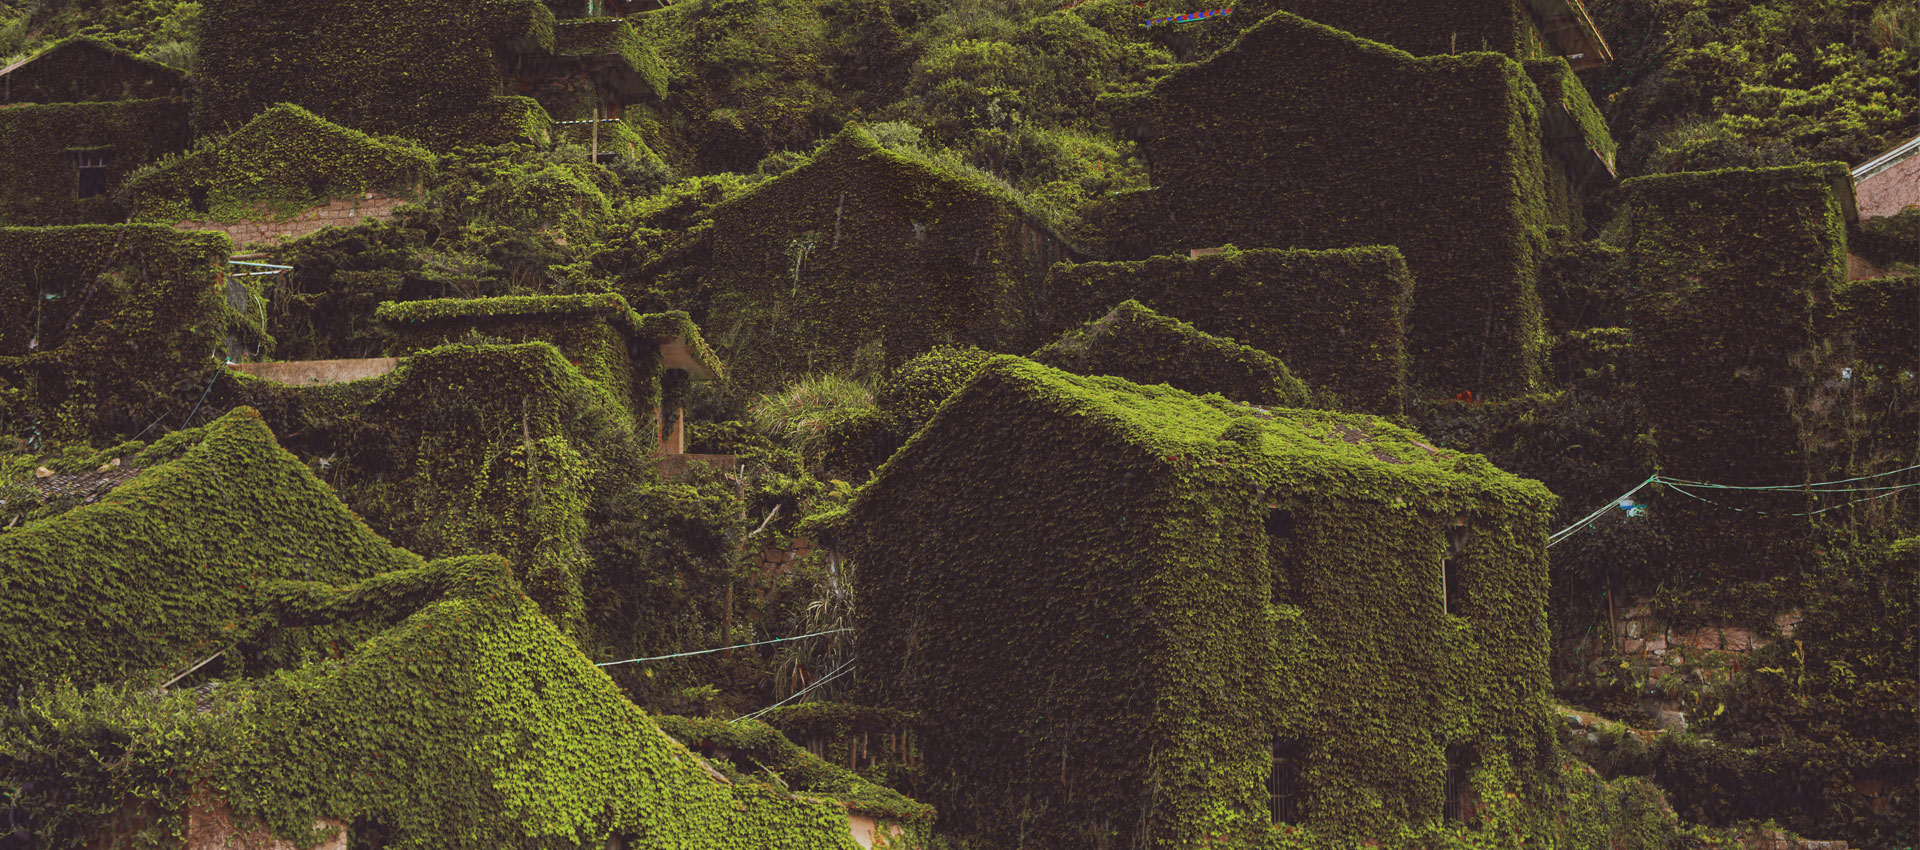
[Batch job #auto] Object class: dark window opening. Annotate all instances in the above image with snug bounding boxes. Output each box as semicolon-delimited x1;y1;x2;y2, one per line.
1270;739;1306;824
1443;744;1476;823
1442;514;1470;616
71;149;112;199
187;184;209;214
307;175;332;199
592;152;621;165
1266;505;1305;604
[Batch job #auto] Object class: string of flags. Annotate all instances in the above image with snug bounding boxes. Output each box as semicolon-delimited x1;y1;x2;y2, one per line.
1144;7;1231;27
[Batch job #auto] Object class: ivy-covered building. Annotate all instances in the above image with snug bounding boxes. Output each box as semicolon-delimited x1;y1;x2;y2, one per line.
1106;9;1616;399
849;357;1558;848
0;37;191;224
195;0;579;148
375;293;722;452
0;224;234;439
697;126;1081;391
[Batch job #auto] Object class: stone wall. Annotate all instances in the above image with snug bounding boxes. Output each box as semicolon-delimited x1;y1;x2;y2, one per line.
175;193;409;247
1566;597;1801;731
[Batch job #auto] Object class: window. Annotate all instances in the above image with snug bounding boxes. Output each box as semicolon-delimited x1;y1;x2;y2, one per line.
1270;740;1306;824
1442;514;1470;616
70;148;112;199
1443;744;1476;823
1266;505;1304;604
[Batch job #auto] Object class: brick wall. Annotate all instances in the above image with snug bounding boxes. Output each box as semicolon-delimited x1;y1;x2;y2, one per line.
175;193;410;247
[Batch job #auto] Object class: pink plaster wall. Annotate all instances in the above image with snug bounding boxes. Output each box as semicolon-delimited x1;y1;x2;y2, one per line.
1856;153;1920;220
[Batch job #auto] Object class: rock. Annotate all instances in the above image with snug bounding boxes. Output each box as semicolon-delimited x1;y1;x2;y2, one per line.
1622;637;1644;653
1648;707;1687;733
1644;635;1667;653
1649;666;1671;679
34;466;52;478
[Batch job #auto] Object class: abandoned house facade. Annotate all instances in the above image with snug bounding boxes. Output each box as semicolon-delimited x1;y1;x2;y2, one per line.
849;357;1558;848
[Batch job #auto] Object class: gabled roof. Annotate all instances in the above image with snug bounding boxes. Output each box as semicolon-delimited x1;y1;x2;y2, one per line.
0;36;185;104
1030;300;1312;407
863;357;1533;506
1523;0;1612;69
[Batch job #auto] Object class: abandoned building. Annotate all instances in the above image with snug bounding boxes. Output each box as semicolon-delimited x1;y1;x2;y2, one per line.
1106;5;1616;398
375;293;722;454
0;37;191;224
1039;246;1414;414
849;356;1558;848
1028;298;1313;407
125;104;434;246
697;125;1083;391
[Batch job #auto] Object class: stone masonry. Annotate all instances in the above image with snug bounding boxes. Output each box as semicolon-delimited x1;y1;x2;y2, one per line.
175;193;410;247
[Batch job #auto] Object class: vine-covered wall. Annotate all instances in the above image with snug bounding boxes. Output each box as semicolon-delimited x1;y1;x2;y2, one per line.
1108;12;1555;399
0;97;192;225
1030;299;1312;407
375;293;719;421
194;0;558;145
850;357;1558;848
126;103;434;224
696;126;1036;392
0;224;232;439
0;36;185;104
1041;247;1412;414
0;408;419;691
1623;163;1847;589
1269;0;1534;58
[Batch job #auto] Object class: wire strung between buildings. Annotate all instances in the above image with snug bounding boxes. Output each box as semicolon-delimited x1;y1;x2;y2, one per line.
1548;475;1657;548
594;628;851;668
1548;465;1920;547
734;656;857;724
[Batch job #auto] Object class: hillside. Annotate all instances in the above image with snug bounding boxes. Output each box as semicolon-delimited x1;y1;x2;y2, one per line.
0;0;1914;848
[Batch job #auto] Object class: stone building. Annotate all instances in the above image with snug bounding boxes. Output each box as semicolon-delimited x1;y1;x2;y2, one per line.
849;356;1557;848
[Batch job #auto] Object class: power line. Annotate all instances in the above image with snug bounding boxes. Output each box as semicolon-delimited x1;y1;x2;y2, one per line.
595;628;851;668
734;656;857;724
1548;466;1920;548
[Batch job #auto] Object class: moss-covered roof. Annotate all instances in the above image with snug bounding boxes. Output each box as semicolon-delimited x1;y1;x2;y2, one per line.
0;408;420;690
0;36;186;104
125;103;435;223
869;356;1546;511
375;294;723;379
1030;299;1312;407
551;18;669;102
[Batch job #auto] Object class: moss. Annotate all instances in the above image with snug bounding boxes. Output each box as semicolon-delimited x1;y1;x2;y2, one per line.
0;97;192;225
555;18;668;101
850;356;1558;847
1622;163;1848;589
1042;247;1412;414
377;293;721;419
655;713;933;821
693;126;1067;394
124;104;434;224
1847;207;1919;272
0;408;420;691
1262;0;1537;58
0;36;185;105
1032;299;1312;407
0;224;233;440
6;553;902;848
195;0;558;146
1109;12;1555;398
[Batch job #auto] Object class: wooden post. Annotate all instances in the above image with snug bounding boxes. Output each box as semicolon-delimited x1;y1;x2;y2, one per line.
590;102;599;161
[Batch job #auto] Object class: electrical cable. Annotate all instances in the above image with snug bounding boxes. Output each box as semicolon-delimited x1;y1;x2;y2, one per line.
734;656;857;724
595;628;852;667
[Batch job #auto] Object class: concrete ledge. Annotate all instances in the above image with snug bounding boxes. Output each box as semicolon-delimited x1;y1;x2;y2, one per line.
656;453;737;480
231;358;400;386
